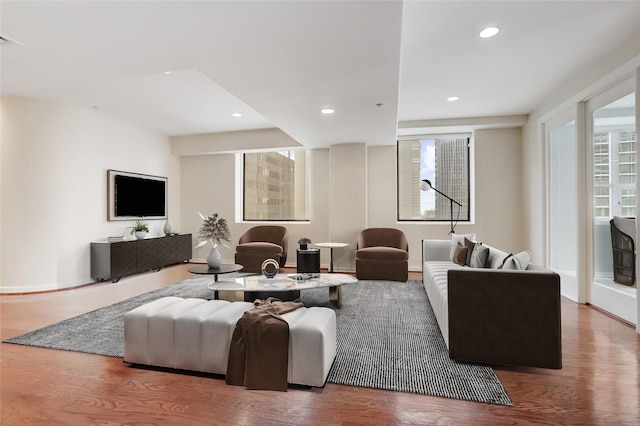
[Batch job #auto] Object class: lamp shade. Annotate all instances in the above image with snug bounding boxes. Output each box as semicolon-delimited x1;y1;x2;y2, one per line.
420;179;432;191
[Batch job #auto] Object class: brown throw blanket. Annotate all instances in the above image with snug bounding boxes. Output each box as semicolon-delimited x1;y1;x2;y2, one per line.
226;297;303;391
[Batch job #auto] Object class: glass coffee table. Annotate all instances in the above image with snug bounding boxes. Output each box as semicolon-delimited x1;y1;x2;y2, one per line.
207;273;357;308
188;263;244;282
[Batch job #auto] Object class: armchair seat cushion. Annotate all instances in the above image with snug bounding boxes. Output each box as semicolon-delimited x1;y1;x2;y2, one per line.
235;242;283;255
356;247;409;260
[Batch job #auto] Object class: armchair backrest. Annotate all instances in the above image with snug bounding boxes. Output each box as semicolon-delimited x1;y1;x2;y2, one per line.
357;228;408;252
238;225;288;252
612;216;636;246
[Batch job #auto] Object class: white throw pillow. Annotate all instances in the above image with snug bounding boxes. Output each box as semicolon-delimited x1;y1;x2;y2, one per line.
502;250;531;270
450;233;476;261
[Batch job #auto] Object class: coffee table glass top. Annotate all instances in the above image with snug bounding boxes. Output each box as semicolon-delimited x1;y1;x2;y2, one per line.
188;264;243;275
206;273;356;292
188;264;244;282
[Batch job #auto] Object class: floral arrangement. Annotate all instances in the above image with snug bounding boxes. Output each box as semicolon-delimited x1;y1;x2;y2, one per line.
195;212;231;249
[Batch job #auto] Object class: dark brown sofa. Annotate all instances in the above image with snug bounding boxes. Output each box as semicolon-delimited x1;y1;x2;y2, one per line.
447;267;562;369
356;228;408;282
234;226;288;273
423;239;562;369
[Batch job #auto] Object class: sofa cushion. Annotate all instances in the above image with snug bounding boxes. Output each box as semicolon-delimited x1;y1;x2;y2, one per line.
486;246;511;269
356;246;408;260
235;242;283;255
453;243;468;266
450;233;476;261
503;250;531;270
464;238;477;266
469;243;489;268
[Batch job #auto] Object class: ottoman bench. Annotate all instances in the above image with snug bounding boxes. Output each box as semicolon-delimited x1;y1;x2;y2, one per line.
124;296;336;387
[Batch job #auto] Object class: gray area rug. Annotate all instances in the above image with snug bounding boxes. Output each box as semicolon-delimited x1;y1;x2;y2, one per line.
4;278;512;406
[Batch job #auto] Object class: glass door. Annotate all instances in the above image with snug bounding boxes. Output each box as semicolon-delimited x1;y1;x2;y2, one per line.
547;112;579;301
588;79;637;324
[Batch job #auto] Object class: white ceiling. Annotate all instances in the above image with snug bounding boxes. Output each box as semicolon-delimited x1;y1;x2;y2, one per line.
2;1;640;150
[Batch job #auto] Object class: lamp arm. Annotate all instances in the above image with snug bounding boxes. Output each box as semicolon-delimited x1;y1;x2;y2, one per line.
431;187;462;207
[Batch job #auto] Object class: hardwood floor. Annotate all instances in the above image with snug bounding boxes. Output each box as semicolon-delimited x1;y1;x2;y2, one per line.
2;265;639;425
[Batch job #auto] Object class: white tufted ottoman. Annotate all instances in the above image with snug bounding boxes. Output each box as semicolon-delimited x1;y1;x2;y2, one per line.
124;296;337;387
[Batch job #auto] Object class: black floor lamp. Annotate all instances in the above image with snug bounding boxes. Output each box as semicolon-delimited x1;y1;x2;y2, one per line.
420;179;461;235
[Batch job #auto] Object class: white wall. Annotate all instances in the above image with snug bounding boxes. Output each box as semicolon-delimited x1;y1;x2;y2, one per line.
522;36;640;270
368;128;526;268
0;96;180;293
180;148;333;268
179;128;526;272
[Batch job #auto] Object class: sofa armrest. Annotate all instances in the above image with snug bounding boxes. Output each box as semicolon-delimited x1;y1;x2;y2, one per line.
447;268;562;369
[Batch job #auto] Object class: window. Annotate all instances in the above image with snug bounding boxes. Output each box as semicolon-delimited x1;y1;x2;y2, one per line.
242;150;309;221
397;135;471;221
592;92;636;221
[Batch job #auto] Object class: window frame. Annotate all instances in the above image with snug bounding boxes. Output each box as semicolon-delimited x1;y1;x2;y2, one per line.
396;134;473;223
593;126;637;222
237;150;311;223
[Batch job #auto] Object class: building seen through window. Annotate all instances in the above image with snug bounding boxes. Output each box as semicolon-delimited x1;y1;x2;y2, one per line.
397;135;471;221
592;92;636;221
243;150;309;221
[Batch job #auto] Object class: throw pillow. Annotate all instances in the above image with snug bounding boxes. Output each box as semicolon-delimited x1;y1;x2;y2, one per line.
497;254;513;269
464;237;476;266
502;250;531;270
469;243;489;268
453;243;468;266
450;233;476;261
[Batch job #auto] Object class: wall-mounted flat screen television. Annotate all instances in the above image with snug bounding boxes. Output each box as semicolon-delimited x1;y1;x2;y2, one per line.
108;170;168;221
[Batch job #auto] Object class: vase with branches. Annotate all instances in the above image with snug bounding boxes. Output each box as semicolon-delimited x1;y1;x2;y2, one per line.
195;212;231;268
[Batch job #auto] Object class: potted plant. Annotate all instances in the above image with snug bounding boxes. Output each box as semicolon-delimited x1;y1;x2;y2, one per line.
129;220;149;240
195;212;231;268
298;237;311;250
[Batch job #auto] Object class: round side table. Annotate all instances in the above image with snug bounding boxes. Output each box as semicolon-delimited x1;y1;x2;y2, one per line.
314;242;349;273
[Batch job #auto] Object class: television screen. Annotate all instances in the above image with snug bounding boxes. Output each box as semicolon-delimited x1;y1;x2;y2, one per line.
108;170;167;220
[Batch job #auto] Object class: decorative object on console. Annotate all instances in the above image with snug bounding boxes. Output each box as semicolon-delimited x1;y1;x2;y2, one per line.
261;258;280;278
420;179;462;235
195;212;231;269
129;219;149;240
163;220;172;236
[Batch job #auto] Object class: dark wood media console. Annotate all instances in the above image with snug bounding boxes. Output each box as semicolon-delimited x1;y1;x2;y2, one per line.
91;234;192;282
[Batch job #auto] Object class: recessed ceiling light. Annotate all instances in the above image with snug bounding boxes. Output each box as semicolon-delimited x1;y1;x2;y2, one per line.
231;113;243;117
479;27;499;38
163;70;172;74
321;108;335;114
447;96;460;102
